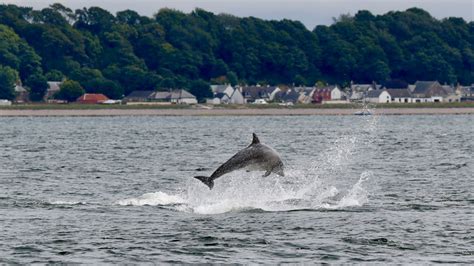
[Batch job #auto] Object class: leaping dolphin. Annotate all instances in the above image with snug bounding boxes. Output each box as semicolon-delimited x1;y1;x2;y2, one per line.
194;133;284;189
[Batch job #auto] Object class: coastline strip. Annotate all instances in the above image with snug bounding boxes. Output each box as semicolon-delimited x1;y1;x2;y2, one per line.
1;108;474;117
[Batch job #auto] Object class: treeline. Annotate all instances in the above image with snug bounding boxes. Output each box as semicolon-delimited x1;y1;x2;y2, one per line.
0;3;472;101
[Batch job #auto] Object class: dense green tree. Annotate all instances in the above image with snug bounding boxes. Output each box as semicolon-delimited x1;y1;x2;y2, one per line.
25;73;48;101
83;77;124;99
45;70;64;81
0;3;472;96
0;65;18;100
56;79;84;102
189;79;212;102
227;71;238;86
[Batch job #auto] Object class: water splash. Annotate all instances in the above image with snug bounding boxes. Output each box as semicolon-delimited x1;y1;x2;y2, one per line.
117;109;379;214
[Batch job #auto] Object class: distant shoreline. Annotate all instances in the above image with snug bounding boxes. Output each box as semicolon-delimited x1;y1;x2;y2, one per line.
1;108;473;117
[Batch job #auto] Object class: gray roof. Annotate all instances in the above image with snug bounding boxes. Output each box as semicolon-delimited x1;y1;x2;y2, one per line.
214;92;227;99
171;89;196;99
281;90;300;103
47;81;61;92
153;89;196;100
441;85;454;94
367;90;384;98
413;81;451;97
211;85;230;94
153;91;171;100
125;90;155;99
293;86;315;95
413;81;438;94
15;84;27;92
241;86;278;99
386;89;411;98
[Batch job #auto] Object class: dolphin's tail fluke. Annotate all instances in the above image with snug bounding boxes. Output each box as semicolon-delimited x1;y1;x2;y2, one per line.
193;176;214;190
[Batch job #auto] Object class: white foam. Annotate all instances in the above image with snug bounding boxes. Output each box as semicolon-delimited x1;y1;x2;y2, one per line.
114;170;371;214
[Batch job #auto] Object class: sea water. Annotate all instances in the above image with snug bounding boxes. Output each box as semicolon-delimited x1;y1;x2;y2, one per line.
0;115;472;263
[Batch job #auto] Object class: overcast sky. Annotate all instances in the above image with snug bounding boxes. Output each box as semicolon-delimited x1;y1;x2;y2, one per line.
3;0;473;29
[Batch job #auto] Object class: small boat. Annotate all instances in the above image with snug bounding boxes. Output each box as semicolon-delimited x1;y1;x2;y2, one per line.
353;110;372;116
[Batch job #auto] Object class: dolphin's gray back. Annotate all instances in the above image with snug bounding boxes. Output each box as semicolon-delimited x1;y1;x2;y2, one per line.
210;143;282;179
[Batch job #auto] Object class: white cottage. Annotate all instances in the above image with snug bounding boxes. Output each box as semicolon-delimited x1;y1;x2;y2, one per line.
330;85;343;100
208;84;245;104
366;90;391;103
386;89;412;103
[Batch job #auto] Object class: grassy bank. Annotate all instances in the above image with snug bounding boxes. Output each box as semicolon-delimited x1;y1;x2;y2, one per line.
0;102;473;110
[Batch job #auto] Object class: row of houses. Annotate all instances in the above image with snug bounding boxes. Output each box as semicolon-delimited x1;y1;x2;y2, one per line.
204;84;345;104
8;79;474;105
206;81;474;105
14;81;62;103
124;89;197;104
364;81;473;103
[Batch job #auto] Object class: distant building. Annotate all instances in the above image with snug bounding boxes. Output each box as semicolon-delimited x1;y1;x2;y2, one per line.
0;99;12;105
124;90;155;102
208;84;245;104
312;87;332;103
293;86;315;104
274;89;300;104
386;89;412;103
348;82;381;101
14;81;28;103
366;90;391;103
76;93;109;104
330;85;343;100
152;89;198;104
411;81;449;102
44;81;62;100
124;89;197;104
459;85;474;102
240;85;280;103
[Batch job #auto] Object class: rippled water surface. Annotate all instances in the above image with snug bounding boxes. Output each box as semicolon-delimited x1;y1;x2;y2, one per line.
0;115;472;263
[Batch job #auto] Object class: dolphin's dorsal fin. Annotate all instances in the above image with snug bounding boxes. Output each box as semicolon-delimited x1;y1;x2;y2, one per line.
251;133;260;145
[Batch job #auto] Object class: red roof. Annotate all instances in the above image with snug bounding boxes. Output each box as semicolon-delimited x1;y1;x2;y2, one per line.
76;93;109;104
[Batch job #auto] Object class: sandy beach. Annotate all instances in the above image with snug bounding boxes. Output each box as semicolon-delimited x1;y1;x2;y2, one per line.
0;108;473;116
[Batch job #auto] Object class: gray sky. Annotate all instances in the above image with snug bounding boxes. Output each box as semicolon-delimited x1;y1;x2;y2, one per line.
3;0;473;29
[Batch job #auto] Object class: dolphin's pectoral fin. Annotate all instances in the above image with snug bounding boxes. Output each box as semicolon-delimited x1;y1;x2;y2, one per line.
262;170;271;177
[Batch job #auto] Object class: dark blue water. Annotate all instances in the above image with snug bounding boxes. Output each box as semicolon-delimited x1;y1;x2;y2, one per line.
0;115;472;263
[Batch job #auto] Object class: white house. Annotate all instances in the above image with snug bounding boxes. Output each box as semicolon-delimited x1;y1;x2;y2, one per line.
228;88;245;104
14;82;28;102
386;89;412;103
208;84;245;104
44;81;62;100
366;90;391;103
293;86;315;104
330;85;343;100
153;89;198;104
211;84;233;94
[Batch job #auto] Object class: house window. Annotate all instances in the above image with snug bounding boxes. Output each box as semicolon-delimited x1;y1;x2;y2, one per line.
416;99;421;103
404;99;408;103
434;99;439;103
